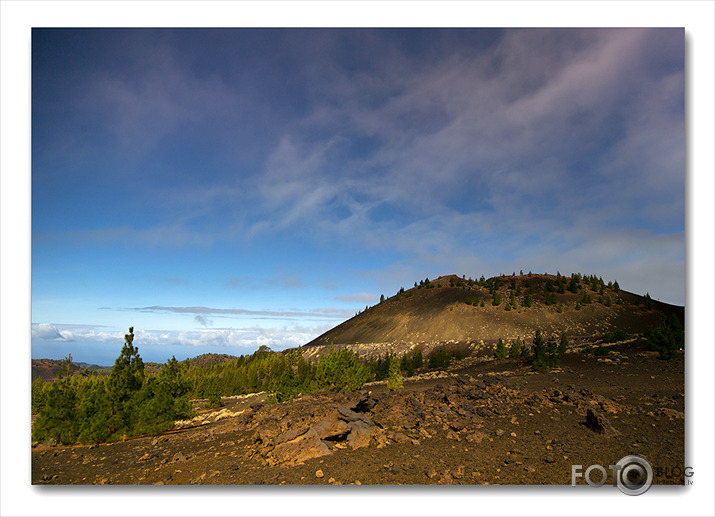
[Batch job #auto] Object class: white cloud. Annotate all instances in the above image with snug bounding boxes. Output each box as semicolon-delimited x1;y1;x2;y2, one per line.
32;322;333;353
32;323;122;343
31;323;64;341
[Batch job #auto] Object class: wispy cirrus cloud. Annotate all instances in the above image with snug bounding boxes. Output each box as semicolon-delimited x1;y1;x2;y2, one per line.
122;305;353;321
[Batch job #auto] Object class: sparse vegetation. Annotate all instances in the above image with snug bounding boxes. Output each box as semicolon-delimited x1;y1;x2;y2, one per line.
593;346;610;356
602;330;627;343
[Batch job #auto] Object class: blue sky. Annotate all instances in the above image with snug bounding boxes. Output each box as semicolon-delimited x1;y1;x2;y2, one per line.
31;28;685;365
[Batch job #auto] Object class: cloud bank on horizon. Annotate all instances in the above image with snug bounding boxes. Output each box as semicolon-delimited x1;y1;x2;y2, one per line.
32;28;684;364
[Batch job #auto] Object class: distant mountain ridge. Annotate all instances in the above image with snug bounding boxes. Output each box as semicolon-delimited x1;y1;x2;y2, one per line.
31;359;111;382
305;273;683;349
32;352;245;382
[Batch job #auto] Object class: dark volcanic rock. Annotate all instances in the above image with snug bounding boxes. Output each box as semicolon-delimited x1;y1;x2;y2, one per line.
584;408;620;437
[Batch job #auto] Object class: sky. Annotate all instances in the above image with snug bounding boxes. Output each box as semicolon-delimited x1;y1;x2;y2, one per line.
31;28;685;365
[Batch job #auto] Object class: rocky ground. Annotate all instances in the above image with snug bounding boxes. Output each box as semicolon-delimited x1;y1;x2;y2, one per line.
32;340;685;486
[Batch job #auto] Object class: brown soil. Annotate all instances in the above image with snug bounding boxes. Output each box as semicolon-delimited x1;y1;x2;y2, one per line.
32;340;685;486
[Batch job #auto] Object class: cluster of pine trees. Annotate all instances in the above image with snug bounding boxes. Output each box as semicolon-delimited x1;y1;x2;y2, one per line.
644;313;684;360
32;328;192;445
368;347;424;381
492;332;567;373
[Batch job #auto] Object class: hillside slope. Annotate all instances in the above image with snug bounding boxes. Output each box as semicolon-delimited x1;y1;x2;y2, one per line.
306;273;683;349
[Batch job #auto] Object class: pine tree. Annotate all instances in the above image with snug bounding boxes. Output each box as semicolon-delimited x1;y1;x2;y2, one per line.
411;346;424;369
494;338;507;359
508;337;523;358
387;355;404;389
644;292;653;310
107;327;145;409
531;330;548;373
558;332;568;356
546;336;560;367
400;353;411;372
522;292;532;308
32;380;79;444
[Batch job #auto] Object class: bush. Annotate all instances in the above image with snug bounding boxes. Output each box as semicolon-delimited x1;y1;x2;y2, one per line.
205;393;225;409
522;292;532;308
593;346;610;356
508;337;523;358
494;339;507;359
387;356;404;389
315;346;370;391
411;346;424;369
428;348;451;369
602;330;627;343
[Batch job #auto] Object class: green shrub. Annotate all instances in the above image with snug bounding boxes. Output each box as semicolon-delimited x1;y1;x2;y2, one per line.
428;348;451;369
593;346;610;356
205;393;224;409
494;339;507;359
522;292;532;308
315;346;370;391
411;346;424;369
387;356;404;389
602;330;627;343
508;337;523;358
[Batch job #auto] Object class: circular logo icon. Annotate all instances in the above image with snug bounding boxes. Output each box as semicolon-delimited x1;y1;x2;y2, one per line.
614;455;653;496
